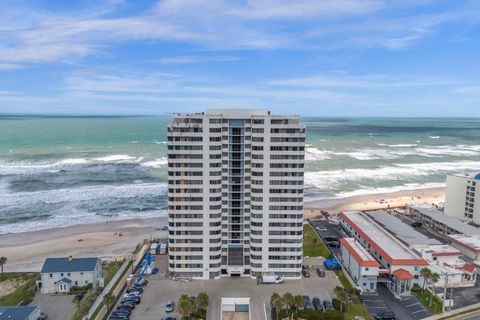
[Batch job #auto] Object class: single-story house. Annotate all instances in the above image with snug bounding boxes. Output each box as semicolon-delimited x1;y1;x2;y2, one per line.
39;256;103;294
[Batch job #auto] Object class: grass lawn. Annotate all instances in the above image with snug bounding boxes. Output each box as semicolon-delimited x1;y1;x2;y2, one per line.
335;270;355;292
103;260;124;285
412;290;443;314
0;273;39;306
304;224;333;258
345;303;373;320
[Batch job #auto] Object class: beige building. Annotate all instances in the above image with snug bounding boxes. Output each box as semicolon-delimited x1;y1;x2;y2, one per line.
445;173;480;223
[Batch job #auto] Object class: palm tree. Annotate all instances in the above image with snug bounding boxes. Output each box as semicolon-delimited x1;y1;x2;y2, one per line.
334;285;348;312
178;294;195;319
271;293;285;320
420;267;431;291
103;293;115;312
196;292;209;311
293;295;304;315
283;292;293;309
0;257;7;275
429;272;440;307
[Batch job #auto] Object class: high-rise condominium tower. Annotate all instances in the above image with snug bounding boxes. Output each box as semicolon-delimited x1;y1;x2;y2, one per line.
167;109;305;279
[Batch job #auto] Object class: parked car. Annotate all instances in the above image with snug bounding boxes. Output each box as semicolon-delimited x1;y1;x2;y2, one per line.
73;293;84;302
151;267;159;274
123;296;141;304
411;221;422;228
118;302;135;310
323;299;333;311
162;225;168;231
303;296;313;310
302;267;310;278
316;227;327;232
374;310;395;320
316;268;325;277
38;312;48;320
166;299;174;312
312;297;323;311
162;317;177;320
126;286;144;294
123;291;141;299
326;241;340;247
324;236;338;242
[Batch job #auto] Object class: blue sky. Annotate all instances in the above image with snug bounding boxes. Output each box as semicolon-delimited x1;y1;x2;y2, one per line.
0;0;480;116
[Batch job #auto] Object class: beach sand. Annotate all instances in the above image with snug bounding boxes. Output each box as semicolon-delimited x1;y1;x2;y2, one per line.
0;217;168;272
0;186;445;272
304;186;445;219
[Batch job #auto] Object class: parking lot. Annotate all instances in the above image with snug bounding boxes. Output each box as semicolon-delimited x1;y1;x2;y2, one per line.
309;218;431;320
123;255;342;320
32;293;76;320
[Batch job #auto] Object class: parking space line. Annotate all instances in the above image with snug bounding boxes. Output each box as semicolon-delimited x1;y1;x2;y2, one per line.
405;302;421;308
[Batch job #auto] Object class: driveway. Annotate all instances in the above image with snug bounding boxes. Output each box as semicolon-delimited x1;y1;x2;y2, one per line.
32;293;76;320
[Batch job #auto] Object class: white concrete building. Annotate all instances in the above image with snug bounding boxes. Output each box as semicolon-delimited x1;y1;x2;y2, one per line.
338;211;428;297
339;237;380;293
167;109;305;279
445;173;480;223
447;234;480;261
415;244;477;288
39;257;103;293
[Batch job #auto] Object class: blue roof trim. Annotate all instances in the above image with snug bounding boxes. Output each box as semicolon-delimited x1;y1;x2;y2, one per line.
56;277;72;285
474;173;480;180
41;257;98;273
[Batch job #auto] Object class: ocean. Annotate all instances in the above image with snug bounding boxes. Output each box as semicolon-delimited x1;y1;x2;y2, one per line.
1;116;480;233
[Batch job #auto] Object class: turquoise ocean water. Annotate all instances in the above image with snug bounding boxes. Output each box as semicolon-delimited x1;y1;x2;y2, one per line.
1;116;480;233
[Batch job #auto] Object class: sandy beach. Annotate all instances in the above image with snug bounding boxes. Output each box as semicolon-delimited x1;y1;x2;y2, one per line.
304;186;445;219
0;217;168;272
0;186;445;273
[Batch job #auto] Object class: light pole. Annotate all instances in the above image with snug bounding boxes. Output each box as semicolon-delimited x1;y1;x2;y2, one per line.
442;271;450;313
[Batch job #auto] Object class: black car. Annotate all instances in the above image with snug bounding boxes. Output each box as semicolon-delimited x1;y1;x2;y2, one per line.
303;296;313;310
123;296;141;304
109;315;129;320
323;299;333;311
126;286;144;294
316;268;325;277
302;267;310;278
411;222;422;228
312;297;323;311
73;293;84;302
374;310;395;320
326;241;340;247
115;307;131;315
323;236;338;242
118;303;135;310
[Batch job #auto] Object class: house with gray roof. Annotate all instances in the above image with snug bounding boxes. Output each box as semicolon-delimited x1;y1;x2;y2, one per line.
0;306;42;320
39;256;103;293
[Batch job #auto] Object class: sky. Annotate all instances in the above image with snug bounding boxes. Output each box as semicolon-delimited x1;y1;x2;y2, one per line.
0;0;480;117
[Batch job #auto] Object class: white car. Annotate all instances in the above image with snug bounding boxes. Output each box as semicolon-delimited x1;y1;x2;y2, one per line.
123;291;141;299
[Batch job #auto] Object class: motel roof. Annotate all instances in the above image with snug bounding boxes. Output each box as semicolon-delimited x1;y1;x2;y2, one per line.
340;238;380;267
419;244;462;257
368;210;441;247
447;234;480;253
338;211;428;266
408;205;480;236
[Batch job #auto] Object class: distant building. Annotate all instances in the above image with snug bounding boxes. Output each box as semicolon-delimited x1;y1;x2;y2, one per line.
39;257;103;293
446;234;480;262
339;237;380;293
445;173;480;223
415;244;477;288
338;211;428;297
167;109;305;279
0;306;41;320
407;204;480;237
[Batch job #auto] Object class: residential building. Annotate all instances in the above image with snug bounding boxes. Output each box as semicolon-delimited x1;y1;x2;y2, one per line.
0;306;41;320
407;204;480;238
338;211;428;297
39;257;103;293
339;237;380;293
415;244;477;287
445;173;480;223
167;109;305;279
446;234;480;261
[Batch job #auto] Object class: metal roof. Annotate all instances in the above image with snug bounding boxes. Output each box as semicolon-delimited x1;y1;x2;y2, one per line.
408;205;480;236
41;257;98;273
367;210;441;247
0;306;36;320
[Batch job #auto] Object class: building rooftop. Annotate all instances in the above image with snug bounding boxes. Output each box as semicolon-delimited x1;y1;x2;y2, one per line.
408;205;480;236
0;306;36;320
340;238;380;267
450;172;480;180
41;257;99;273
368;210;441;247
339;211;428;266
206;108;270;117
447;234;480;253
420;244;462;256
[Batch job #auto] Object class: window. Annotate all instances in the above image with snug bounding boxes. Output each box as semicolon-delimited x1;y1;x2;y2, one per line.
365;267;369;271
49;273;52;278
61;273;63;276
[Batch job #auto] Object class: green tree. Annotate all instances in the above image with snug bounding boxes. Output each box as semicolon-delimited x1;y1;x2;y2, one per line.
196;292;209;311
0;257;7;275
420;267;431;291
293;295;304;314
334;286;348;312
178;294;196;319
283;292;294;309
429;272;440;307
103;293;115;312
271;293;285;320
